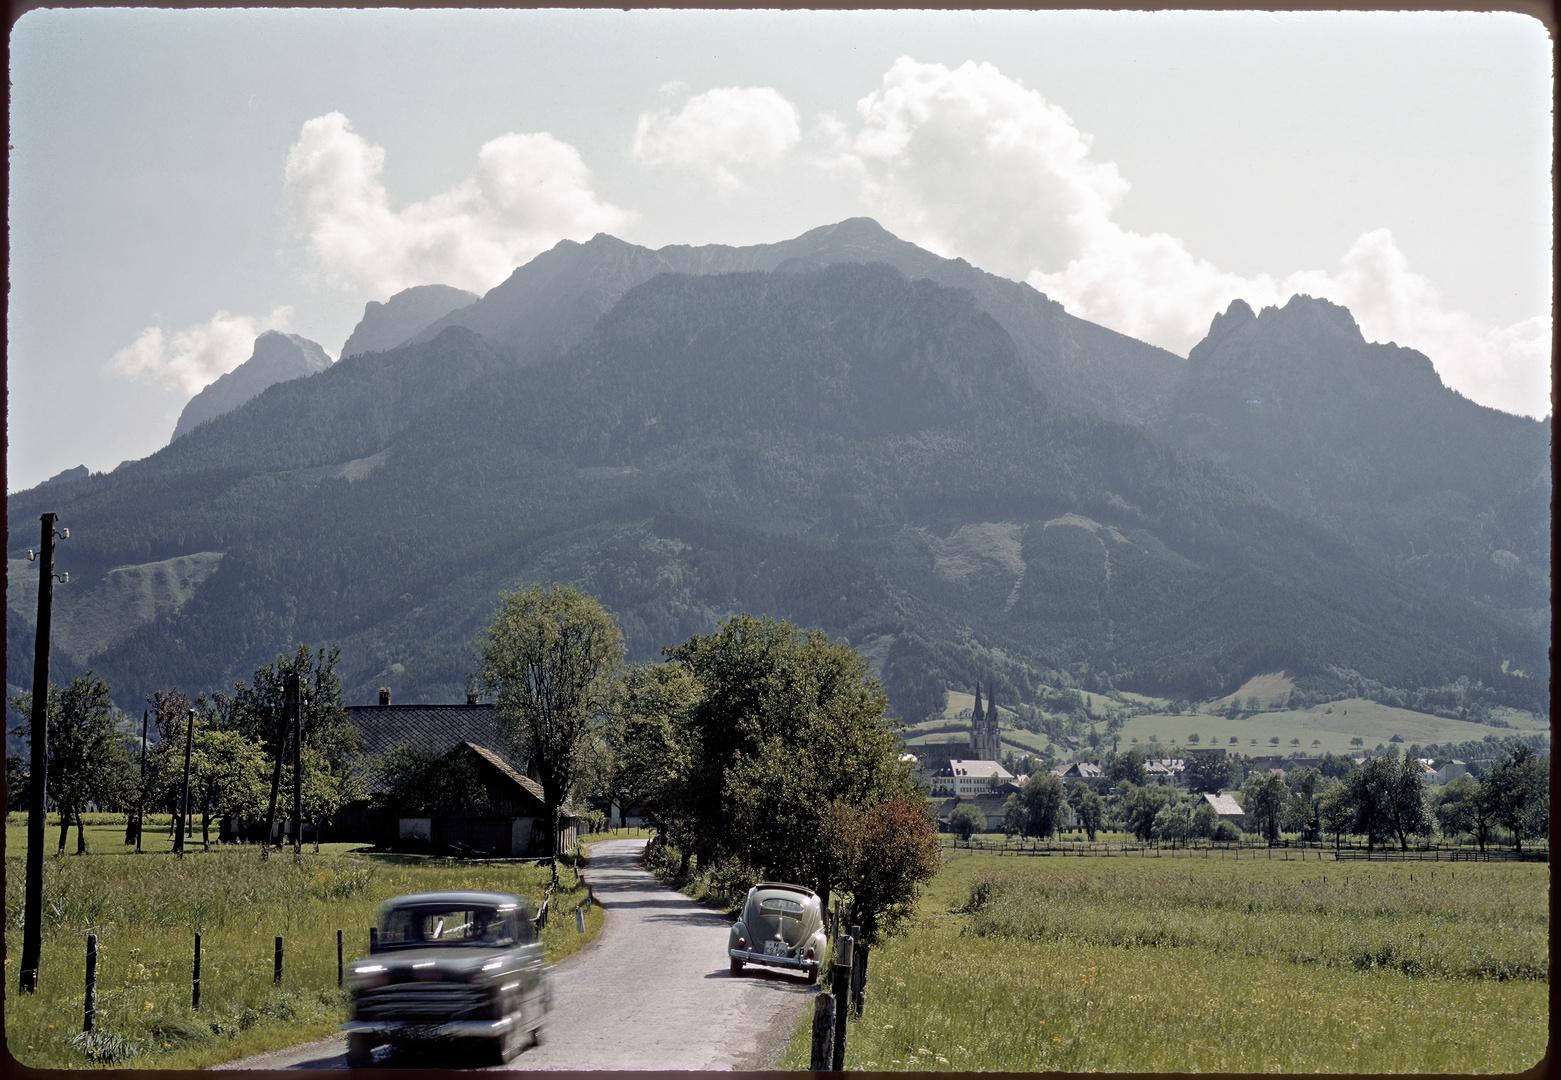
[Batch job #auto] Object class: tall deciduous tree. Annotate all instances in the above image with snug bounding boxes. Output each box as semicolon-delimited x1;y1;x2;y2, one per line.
1480;744;1548;852
1348;750;1433;851
1017;771;1067;838
1239;771;1289;843
8;674;135;854
475;584;625;855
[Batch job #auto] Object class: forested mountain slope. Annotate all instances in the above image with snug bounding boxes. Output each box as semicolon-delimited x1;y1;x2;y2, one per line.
7;264;1546;722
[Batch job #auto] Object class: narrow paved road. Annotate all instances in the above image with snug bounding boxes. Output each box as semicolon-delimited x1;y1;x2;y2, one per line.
214;839;815;1071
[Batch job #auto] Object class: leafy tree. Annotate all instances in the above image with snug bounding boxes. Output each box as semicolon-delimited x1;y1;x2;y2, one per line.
607;662;703;872
6;754;28;812
659;614;920;908
1317;778;1354;849
949;802;985;840
1183;753;1232;794
1016;771;1067;838
8;674;135;854
1480;744;1548;852
1073;787;1104;840
475;585;625;856
1190;799;1219;839
1434;774;1492;850
1239;771;1288;843
1152;802;1191;845
187;726;269;850
1102;747;1148;787
1348;751;1433;851
1000;794;1024;839
821;796;940;947
1123;783;1174;842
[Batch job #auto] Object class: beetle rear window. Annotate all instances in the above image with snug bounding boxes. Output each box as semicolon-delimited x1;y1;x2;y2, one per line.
759;897;804;912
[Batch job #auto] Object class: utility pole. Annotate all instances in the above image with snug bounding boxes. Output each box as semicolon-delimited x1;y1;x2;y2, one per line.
289;673;302;859
177;709;195;857
262;698;285;861
20;513;64;993
133;709;148;853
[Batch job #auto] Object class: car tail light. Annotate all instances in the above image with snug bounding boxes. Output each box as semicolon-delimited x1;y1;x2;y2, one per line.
737;937;746;950
806;948;815;961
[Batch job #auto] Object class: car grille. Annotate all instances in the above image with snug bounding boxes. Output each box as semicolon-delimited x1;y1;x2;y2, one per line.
355;981;492;1021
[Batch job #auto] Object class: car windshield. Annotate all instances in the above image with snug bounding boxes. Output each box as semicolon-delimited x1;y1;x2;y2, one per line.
378;905;524;948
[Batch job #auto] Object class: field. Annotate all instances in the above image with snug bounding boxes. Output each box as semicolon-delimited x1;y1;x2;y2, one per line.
4;814;604;1070
780;847;1548;1072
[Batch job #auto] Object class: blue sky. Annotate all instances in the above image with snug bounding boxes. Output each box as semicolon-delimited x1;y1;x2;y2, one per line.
7;8;1552;492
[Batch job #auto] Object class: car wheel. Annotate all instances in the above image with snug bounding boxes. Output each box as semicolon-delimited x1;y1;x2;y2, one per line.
730;957;743;977
806;966;819;985
346;1032;375;1068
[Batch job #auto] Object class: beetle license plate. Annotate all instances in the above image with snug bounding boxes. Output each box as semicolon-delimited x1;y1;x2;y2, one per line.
763;940;788;957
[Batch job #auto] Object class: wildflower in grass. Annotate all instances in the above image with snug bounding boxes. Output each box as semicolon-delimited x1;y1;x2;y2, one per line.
937;1055;950;1064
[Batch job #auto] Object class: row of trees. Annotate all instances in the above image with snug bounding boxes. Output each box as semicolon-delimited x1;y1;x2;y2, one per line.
950;744;1547;854
7;646;363;854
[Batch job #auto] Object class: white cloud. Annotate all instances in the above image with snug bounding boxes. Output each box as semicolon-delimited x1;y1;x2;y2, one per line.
831;58;1551;418
632;86;801;193
109;307;295;396
283;112;631;296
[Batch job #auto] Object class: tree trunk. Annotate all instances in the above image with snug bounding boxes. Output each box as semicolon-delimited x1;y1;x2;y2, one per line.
57;810;70;855
75;809;87;854
202;810;212;852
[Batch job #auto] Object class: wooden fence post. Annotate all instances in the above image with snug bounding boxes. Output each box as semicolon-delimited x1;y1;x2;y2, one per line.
576;907;585;933
850;924;864;1017
337;930;344;987
810;993;836;1071
83;934;98;1033
274;937;283;984
192;932;202;1009
831;931;854;1071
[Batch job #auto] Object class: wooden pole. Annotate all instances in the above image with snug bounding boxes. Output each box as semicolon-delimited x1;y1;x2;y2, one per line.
274;937;284;983
809;993;836;1071
177;709;195;857
83;933;98;1033
831;931;854;1070
192;932;202;1009
337;930;344;987
20;513;58;995
850;924;864;1017
289;673;302;859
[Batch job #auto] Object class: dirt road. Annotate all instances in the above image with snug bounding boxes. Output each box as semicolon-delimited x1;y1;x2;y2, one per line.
213;839;815;1070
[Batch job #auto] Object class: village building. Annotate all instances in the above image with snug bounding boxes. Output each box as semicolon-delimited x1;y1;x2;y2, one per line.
930;758;1014;796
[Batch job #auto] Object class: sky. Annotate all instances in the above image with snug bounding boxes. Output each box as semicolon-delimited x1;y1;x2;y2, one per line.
7;8;1553;494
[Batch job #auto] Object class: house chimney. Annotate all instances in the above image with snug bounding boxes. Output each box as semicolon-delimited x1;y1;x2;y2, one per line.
378;688;390;706
466;693;478;706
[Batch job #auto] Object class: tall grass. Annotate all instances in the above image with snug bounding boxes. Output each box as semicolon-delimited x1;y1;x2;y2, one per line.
4;844;602;1069
779;853;1548;1072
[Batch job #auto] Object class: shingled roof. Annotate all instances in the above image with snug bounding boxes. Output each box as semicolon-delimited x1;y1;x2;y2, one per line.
345;703;509;788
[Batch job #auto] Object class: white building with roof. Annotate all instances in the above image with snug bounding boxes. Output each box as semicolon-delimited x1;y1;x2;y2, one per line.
931;759;1014;797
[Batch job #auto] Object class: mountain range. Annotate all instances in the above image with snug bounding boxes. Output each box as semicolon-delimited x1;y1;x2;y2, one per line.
6;219;1549;727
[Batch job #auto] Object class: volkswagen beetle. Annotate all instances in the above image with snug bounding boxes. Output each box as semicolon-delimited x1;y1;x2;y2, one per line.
344;890;550;1066
728;882;826;982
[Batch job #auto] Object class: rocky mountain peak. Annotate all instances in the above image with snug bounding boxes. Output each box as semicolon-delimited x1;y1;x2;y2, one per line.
170;331;331;443
340;284;478;358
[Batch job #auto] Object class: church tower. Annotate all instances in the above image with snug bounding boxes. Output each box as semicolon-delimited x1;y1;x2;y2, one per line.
970;680;1001;762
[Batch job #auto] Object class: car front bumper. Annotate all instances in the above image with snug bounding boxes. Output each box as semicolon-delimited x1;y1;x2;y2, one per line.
344;1015;520;1040
730;948;820;973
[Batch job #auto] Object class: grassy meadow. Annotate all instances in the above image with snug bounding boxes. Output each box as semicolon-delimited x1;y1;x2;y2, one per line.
4;814;604;1070
780;847;1549;1072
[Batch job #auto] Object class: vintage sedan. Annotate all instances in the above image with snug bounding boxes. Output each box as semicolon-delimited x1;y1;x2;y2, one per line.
344;890;550;1066
728;882;826;982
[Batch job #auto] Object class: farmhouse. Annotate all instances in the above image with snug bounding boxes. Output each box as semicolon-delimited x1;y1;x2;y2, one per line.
338;691;583;854
1202;792;1246;828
